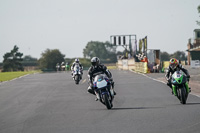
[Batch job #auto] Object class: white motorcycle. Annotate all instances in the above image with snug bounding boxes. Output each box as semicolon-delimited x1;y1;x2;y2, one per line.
72;65;82;84
93;74;114;109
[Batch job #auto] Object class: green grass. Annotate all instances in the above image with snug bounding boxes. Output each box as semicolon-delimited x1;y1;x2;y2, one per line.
107;66;117;69
0;71;40;82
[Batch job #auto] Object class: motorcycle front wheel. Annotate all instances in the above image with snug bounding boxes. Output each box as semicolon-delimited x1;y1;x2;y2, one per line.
179;87;187;104
103;94;112;109
75;75;79;84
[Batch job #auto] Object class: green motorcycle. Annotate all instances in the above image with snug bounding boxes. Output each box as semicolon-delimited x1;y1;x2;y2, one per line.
65;63;70;71
171;71;190;104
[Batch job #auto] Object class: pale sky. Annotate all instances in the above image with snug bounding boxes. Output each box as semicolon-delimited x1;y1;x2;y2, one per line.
0;0;199;62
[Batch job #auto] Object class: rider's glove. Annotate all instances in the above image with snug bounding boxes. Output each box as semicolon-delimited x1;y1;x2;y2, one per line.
108;78;113;82
89;82;93;88
166;78;170;82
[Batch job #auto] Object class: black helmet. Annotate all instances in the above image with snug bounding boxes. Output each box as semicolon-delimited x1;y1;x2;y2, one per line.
91;57;100;67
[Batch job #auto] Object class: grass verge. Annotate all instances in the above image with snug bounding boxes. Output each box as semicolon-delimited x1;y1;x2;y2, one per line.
107;66;117;70
0;71;40;82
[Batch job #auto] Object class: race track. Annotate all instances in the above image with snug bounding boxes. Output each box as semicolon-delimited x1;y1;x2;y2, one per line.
0;70;200;133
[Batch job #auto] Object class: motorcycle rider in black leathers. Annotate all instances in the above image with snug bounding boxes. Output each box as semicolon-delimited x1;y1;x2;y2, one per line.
165;58;191;94
71;58;83;79
87;57;116;96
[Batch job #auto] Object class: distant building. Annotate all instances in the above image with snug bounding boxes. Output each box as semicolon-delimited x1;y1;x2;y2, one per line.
187;29;200;67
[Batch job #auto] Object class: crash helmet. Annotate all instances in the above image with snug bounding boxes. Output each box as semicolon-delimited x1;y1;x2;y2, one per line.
75;58;79;63
91;57;100;67
169;58;178;70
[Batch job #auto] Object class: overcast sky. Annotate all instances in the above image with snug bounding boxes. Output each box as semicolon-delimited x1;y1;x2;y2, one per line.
0;0;199;62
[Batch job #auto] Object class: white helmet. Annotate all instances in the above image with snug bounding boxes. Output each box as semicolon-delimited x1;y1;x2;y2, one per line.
75;58;79;63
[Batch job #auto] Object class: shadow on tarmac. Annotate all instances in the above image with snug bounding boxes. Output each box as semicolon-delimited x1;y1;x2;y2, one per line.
111;106;164;110
185;103;200;105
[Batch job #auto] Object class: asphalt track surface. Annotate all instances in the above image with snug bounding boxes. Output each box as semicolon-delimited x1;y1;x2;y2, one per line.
0;70;200;133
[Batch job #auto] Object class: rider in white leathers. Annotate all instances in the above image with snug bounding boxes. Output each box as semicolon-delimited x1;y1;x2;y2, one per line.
71;58;83;78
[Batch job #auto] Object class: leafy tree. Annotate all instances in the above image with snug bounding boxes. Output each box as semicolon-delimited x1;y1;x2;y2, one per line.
170;51;187;61
22;55;38;66
79;58;91;68
23;55;37;61
2;45;24;72
160;51;170;61
83;41;117;63
116;51;123;56
197;5;200;26
38;49;65;70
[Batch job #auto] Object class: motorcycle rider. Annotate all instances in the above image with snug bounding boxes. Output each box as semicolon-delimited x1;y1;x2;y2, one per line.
56;63;60;71
87;57;116;96
61;62;65;71
71;58;83;78
65;62;70;71
165;58;191;94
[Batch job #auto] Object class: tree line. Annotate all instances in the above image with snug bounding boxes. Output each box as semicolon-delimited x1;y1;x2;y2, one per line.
160;51;187;61
1;43;188;72
1;41;118;72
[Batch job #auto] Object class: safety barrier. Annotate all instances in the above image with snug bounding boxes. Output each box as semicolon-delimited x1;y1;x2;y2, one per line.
163;61;170;69
135;62;148;73
118;59;186;74
117;60;123;70
117;59;147;73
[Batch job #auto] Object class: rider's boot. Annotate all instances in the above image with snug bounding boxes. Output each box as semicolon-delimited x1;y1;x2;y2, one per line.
87;86;95;95
167;83;173;95
71;72;73;77
171;89;174;95
167;82;172;88
95;97;98;101
111;82;116;95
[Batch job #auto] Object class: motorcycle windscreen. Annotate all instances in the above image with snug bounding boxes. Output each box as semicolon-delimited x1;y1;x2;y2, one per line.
96;80;107;88
94;74;107;88
94;75;104;82
172;71;184;84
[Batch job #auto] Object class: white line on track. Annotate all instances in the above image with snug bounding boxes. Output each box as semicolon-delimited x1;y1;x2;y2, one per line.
81;79;87;84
